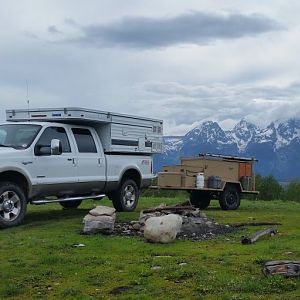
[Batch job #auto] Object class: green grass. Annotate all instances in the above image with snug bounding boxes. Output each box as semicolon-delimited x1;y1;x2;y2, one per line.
0;197;299;299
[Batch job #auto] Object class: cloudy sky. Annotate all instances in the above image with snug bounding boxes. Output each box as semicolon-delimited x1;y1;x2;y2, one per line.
1;0;300;135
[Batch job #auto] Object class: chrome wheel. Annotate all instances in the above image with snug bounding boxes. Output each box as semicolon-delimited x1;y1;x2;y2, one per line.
0;191;21;222
111;179;139;212
122;184;136;208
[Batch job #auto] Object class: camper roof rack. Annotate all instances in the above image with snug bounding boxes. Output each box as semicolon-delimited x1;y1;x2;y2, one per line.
198;153;258;162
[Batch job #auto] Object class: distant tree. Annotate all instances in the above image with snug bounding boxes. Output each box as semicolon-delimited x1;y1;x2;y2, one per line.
284;180;300;202
255;174;283;200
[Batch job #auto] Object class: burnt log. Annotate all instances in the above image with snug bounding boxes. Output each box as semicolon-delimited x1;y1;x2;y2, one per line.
263;261;300;277
232;221;282;228
241;227;277;244
142;206;195;214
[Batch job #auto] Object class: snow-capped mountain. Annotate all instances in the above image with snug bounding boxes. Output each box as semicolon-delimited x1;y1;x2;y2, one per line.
227;119;259;151
154;118;300;180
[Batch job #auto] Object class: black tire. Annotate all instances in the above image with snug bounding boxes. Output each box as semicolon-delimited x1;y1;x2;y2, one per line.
189;191;211;209
111;179;139;212
0;181;27;228
59;200;82;209
219;186;240;210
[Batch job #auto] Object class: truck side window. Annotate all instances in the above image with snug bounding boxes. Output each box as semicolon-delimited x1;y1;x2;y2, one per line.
35;127;71;154
72;128;97;153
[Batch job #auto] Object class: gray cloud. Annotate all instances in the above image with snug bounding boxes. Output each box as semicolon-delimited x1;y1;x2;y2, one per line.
135;81;300;134
48;25;62;34
142;81;300;102
60;11;283;49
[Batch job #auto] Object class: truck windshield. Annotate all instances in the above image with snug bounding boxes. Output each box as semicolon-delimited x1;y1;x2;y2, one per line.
0;124;42;150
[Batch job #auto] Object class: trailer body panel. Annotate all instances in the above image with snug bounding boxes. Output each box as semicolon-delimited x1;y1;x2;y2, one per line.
157;154;258;194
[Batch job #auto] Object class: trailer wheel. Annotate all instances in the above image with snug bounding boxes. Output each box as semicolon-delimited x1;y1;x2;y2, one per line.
0;182;27;228
111;179;139;212
219;186;240;210
59;200;82;209
189;191;211;209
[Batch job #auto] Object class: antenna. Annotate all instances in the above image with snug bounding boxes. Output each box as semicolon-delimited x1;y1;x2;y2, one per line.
26;80;30;120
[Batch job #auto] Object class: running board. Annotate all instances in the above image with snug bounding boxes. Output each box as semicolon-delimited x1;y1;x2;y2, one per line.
31;194;106;205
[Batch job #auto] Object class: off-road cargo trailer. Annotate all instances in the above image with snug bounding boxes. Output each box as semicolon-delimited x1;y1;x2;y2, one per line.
156;153;258;210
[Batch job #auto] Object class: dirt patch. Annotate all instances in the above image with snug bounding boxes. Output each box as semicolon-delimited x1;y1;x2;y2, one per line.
110;286;131;295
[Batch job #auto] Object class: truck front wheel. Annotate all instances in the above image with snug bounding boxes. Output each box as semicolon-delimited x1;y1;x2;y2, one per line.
111;179;139;212
189;191;211;209
219;186;240;210
0;182;27;228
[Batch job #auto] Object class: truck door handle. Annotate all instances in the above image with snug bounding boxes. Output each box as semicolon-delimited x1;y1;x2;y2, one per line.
67;158;73;161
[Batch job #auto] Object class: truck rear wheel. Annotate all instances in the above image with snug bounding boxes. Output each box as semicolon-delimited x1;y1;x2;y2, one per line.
59;200;82;209
111;179;139;212
189;191;211;209
219;186;240;210
0;182;27;228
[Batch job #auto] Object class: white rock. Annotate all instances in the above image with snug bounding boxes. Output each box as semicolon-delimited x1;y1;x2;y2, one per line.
83;214;116;234
89;206;116;216
144;214;182;243
179;262;187;267
73;243;86;248
151;266;162;270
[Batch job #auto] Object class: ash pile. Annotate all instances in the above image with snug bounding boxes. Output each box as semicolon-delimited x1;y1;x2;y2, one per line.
114;203;234;242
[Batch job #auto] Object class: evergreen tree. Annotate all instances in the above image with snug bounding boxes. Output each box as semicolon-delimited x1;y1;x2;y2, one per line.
256;174;283;200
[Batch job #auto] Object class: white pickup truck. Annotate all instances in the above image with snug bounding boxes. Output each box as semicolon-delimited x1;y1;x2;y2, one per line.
0;107;163;228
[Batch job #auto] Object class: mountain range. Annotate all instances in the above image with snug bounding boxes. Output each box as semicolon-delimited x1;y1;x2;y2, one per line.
154;118;300;181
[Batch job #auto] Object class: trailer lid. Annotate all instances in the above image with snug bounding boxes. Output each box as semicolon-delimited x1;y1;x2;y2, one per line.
181;153;258;162
201;153;258;162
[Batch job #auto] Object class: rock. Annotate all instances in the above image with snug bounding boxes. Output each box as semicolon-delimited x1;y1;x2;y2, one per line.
151;266;162;270
73;243;86;248
89;206;116;217
144;214;182;243
132;223;142;231
83;214;115;234
199;212;207;218
139;212;157;225
179;262;187;267
122;230;132;235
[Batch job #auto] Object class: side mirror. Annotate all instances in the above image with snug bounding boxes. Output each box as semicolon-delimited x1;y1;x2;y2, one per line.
51;139;62;155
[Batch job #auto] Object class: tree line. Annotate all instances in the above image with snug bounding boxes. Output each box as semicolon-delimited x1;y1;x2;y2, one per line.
255;174;300;202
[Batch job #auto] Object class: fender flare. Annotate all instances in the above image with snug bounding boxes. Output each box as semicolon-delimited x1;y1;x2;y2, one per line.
0;166;33;198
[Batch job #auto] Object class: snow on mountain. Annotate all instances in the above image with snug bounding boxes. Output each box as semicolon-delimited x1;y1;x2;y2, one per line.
227;119;259;152
253;122;277;146
163;136;183;154
275;118;300;149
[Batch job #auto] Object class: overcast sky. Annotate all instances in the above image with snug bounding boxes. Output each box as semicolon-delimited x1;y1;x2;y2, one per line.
1;0;300;135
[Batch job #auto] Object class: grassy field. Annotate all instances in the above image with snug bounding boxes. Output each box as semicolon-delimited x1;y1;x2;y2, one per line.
0;197;299;299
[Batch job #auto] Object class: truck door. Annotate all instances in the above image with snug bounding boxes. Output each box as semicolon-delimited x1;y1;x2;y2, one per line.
71;127;106;194
29;126;78;195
